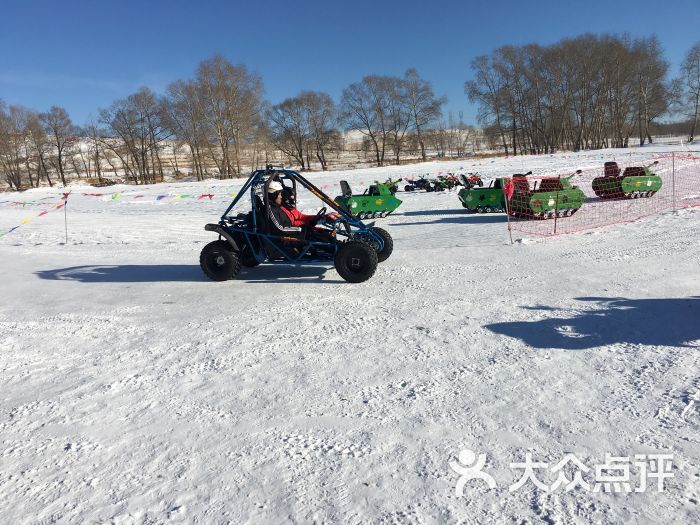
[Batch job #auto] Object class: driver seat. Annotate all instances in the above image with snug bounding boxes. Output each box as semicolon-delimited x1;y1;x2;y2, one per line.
340;180;353;197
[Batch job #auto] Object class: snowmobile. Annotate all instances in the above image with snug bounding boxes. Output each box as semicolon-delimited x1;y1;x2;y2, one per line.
509;171;586;219
334;180;403;219
592;161;662;199
200;166;393;283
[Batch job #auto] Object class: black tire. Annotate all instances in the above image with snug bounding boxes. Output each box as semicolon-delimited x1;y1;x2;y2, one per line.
370;227;393;263
334;241;378;283
200;240;241;281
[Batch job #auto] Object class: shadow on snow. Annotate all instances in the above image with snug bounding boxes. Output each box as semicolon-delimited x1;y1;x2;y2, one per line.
398;208;469;217
36;263;339;284
485;296;700;350
393;213;508;226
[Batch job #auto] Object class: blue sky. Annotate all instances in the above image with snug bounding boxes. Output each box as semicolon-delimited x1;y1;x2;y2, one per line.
1;0;698;126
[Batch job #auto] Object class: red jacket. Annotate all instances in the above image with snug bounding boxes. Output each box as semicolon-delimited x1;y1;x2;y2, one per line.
281;206;316;227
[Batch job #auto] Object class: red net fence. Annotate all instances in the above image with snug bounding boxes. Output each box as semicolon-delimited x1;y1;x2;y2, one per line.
507;152;700;236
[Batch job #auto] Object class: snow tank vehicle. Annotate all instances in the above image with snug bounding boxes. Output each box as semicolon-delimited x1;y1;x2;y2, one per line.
334;180;402;219
458;176;507;213
509;171;586;219
592;161;662;199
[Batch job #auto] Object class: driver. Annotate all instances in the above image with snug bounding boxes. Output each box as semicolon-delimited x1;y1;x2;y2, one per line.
268;181;341;245
267;181;302;234
280;187;320;228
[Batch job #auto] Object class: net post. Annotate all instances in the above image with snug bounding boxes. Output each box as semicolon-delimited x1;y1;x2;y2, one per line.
504;198;513;244
672;152;676;212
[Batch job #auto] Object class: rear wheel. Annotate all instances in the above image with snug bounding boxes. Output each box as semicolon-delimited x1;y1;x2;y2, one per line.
334;241;378;283
200;240;241;281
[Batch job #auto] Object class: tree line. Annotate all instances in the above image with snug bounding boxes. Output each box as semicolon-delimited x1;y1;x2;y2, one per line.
467;34;700;155
2;34;700;190
0;56;450;190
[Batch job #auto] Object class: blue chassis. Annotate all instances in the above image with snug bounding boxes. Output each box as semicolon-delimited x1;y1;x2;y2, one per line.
210;169;385;265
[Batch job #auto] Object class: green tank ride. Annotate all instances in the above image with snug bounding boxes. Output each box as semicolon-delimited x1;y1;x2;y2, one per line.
592;161;662;199
383;177;401;195
458;175;508;213
334;180;403;219
510;171;586;219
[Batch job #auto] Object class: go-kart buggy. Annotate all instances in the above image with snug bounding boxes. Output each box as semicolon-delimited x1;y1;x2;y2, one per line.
200;166;393;283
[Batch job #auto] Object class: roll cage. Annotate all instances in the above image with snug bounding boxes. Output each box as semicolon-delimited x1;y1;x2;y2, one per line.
206;167;385;264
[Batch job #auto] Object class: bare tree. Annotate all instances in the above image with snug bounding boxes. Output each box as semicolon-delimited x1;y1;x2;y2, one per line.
304;91;339;170
41;106;76;186
466;55;510;154
384;76;412;164
25;112;54;187
99;87;169;184
405;69;445;161
633;36;669;145
340;76;395;166
196;55;264;177
674;42;700;142
0;102;29;190
467;33;672;153
84;119;105;182
267;95;310;169
163;80;209;180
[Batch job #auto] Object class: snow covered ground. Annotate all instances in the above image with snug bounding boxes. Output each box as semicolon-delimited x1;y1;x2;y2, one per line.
1;146;699;524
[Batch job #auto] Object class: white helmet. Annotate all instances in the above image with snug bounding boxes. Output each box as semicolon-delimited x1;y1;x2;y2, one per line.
268;180;283;193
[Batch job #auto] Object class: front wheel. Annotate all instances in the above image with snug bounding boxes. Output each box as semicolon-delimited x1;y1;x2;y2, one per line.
200;240;241;281
370;227;393;263
334;241;378;283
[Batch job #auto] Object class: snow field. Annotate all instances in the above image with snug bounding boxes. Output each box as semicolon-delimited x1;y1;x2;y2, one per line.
1;146;699;523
